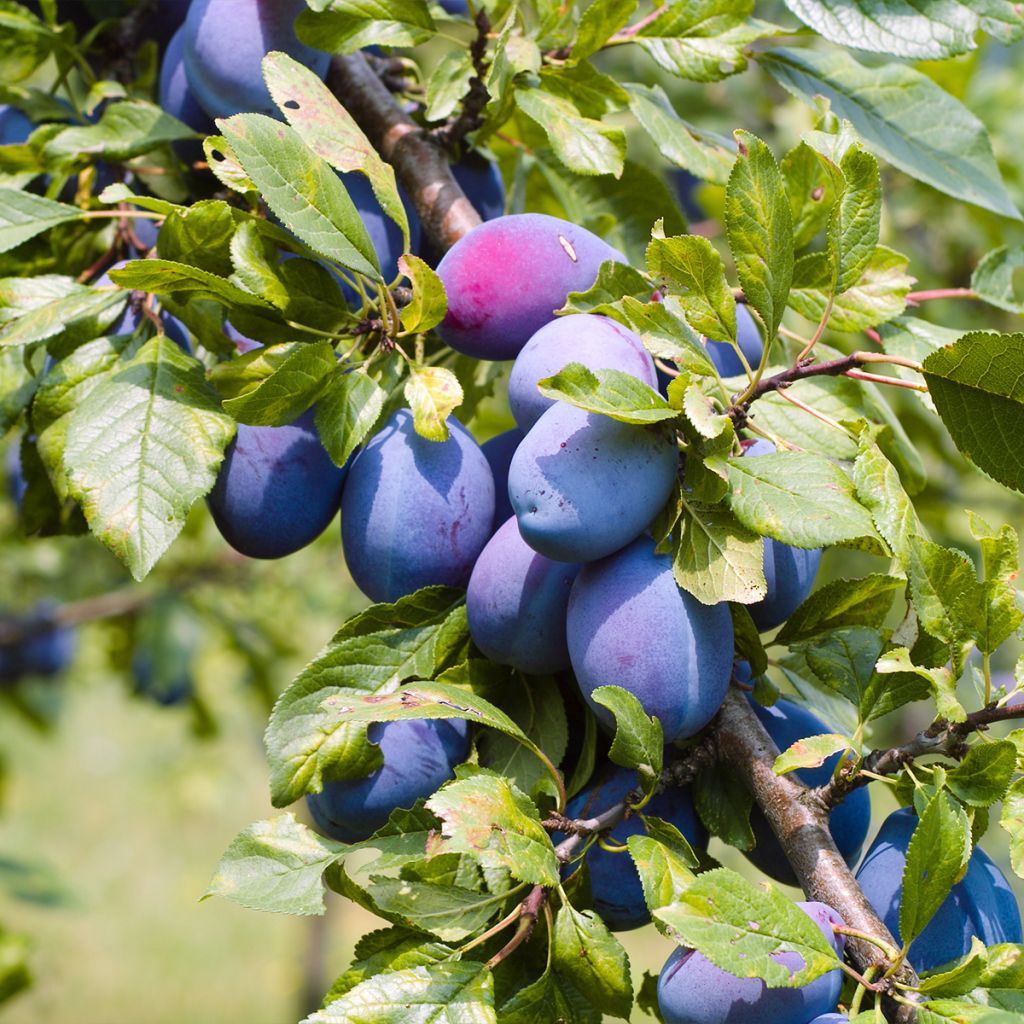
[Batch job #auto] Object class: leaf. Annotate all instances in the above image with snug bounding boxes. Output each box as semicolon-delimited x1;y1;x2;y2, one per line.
723;451;879;548
498;969;599;1024
295;0;437;56
798;626;885;712
832;146;881;293
0;187;83;253
875;648;962;724
217;341;336;426
1000;778;1024;879
265;589;469;807
426;772;560;887
552;903;633;1021
536;363;678;424
205;813;343;915
590;685;663;792
760;48;1021;221
922;332;1024;494
62;336;235;581
775;573;903;646
694;766;754;850
404;366;463;442
203;135;257;195
947;742;1016;807
972;245;1024;314
624;83;735;185
782;140;838;251
627;833;697;929
774;733;851;774
906;534;983;647
218;113;380;278
852;431;920;565
575;0;638;59
315;369;385;469
781;0;1023;59
307;961;495;1024
263;51;409;243
399;255;447;334
647;234;736;342
725;130;793;341
900;791;971;946
654;867;839;986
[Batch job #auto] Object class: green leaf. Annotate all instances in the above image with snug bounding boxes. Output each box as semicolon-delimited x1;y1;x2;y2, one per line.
725;130;793;341
774;733;851;774
575;0;638;59
62;336;235;580
900;792;971;945
203;135;257;195
647;234;735;342
694;765;754;850
760;48;1021;221
831;146;881;293
498;969;599;1024
552;903;633;1021
0;187;85;253
917;937;988;997
205;813;343;915
922;332;1024;494
399;255;447;334
426;772;559;887
590;685;663;791
972;245;1024;315
627;833;697;929
781;0;1023;59
782;140;838;251
906;534;983;647
0;924;30;1006
852;431;920;565
295;0;437;56
404;365;463;442
216;341;336;426
654;867;839;986
536;363;678;424
218;113;380;278
308;961;495;1024
265;589;469;806
624;84;735;185
775;574;903;646
875;648;962;724
0;0;52;82
969;512;1024;655
315;369;385;469
724;451;878;549
1000;778;1024;879
604;296;714;375
947;742;1016;808
516;86;626;178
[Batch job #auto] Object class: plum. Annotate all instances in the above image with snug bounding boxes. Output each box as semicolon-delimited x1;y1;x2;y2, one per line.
182;0;329;120
132;652;192;706
467;515;580;674
657;900;845;1024
742;439;822;630
208;408;348;559
341;410;495;603
508;403;678;563
306;718;470;843
567;535;733;743
559;761;707;930
1;604;76;684
437;213;625;360
708;304;763;379
744;697;871;885
0;104;33;146
855;806;1022;973
807;1016;848;1023
480;427;524;531
158;27;214;165
96;260;192;351
508;314;657;432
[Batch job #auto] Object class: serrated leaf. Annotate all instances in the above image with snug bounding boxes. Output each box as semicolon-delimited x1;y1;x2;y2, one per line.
315;369;385;469
875;648;963;723
205;813;343;915
947;742;1016;807
782;140;838;251
498;969;599;1024
627;833;697;929
654;867;839;986
1000;778;1024;879
922;333;1024;494
399;255;447;334
362;876;505;942
775;573;903;646
62;336;235;580
575;0;637;59
774;733;851;774
725;130;793;342
552;903;633;1020
761;48;1021;220
972;245;1024;315
203;135;257;194
295;0;437;56
798;625;885;711
906;534;983;647
0;287;126;350
426;773;559;887
536;363;678;424
901;791;971;945
647;234;736;342
590;685;663;792
694;766;754;850
832;146;881;293
0;187;83;253
852;432;919;564
404;365;463;442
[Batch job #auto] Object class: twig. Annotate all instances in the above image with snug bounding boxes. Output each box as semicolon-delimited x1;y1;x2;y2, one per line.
484;886;547;969
431;9;492;154
906;288;976;304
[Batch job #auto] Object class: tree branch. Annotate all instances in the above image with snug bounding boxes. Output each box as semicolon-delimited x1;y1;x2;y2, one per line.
431;10;492;154
326;54;481;255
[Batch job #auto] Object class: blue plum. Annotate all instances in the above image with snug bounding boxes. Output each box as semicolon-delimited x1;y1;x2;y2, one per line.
743;439;822;631
467;515;580;675
437;213;625;360
96;260;192;350
208;408;348;559
658;901;846;1024
508;314;657;432
341;411;495;603
807;1016;848;1023
1;604;76;684
340;172;419;294
708;303;763;379
6;442;26;508
306;718;470;842
855;807;1022;973
159;27;214;165
744;697;871;885
560;762;707;930
438;0;469;14
508;402;678;563
182;0;329;120
0;104;33;146
480;427;524;531
567;535;733;743
132;652;192;706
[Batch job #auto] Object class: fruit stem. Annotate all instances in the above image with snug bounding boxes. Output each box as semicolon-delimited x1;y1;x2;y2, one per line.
484;885;547;969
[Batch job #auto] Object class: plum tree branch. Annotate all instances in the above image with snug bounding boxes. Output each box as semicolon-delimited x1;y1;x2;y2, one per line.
326;54;481;255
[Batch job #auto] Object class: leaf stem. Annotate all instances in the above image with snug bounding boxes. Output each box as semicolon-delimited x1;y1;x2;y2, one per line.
906;287;976;303
843;369;928;392
484;885;547;970
797;293;834;362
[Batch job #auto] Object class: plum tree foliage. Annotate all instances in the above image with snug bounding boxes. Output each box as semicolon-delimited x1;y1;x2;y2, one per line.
4;1;1024;1023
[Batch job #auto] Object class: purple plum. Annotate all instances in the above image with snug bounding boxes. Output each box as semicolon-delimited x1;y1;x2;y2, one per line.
480;427;524;532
